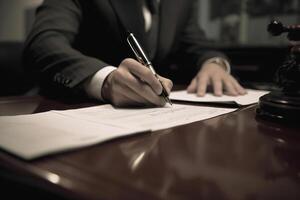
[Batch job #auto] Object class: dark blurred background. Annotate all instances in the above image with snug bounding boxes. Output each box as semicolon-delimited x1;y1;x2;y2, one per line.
0;0;42;96
196;0;299;91
0;0;299;96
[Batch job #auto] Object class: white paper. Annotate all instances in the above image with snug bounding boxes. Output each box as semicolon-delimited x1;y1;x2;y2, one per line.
0;112;145;160
170;89;269;106
0;104;236;159
54;104;237;131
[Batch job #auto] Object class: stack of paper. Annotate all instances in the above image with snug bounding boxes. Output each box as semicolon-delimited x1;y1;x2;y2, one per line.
0;103;236;160
170;89;269;106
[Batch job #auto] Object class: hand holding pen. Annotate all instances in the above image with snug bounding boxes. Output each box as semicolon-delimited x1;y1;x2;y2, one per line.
127;33;172;105
101;36;173;107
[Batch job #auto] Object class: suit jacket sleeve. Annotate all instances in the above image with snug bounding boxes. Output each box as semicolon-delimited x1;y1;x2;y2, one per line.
23;0;108;97
177;0;228;68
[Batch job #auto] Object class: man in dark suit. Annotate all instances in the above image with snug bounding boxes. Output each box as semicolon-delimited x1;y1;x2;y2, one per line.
24;0;246;107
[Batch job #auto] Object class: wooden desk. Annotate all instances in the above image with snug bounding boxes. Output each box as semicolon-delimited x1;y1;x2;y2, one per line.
0;95;300;200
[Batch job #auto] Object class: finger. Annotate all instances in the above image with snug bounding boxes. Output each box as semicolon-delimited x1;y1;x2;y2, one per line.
212;76;223;96
187;78;197;93
231;77;247;95
111;68;163;106
112;91;136;107
129;83;165;106
122;59;162;95
107;82;134;107
119;86;160;107
113;89;148;107
113;79;163;107
120;71;165;106
157;75;173;95
223;77;238;96
197;74;209;97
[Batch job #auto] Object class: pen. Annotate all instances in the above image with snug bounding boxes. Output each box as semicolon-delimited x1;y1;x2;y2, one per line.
127;32;172;105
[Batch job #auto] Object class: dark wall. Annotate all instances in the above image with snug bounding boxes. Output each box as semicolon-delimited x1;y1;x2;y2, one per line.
0;42;33;96
224;46;289;89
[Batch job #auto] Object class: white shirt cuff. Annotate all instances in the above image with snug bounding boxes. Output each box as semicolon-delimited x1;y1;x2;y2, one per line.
84;66;117;101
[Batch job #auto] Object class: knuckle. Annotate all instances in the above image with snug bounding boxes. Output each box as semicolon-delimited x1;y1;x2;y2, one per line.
145;69;154;78
113;71;124;83
113;69;122;78
121;58;134;67
198;74;208;82
167;79;173;88
141;83;150;92
198;71;206;76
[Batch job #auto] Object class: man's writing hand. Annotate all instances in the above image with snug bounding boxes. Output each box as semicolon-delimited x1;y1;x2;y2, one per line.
102;58;173;107
187;62;246;96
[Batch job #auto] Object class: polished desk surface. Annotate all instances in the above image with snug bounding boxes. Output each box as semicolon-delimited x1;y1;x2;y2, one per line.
0;95;300;200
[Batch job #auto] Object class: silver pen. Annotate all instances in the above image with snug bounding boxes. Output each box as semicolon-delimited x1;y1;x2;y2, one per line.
127;32;172;105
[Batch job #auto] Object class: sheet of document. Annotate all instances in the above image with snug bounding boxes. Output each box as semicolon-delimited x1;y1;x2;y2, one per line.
0;104;236;160
0;112;145;160
54;104;237;132
170;89;269;106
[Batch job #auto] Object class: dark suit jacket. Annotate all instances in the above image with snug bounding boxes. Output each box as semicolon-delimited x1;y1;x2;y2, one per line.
24;0;225;96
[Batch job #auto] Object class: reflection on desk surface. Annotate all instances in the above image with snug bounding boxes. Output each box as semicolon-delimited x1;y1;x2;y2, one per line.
0;96;299;200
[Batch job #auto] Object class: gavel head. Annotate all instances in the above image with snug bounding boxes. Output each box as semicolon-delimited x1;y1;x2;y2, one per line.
268;20;287;36
268;20;300;41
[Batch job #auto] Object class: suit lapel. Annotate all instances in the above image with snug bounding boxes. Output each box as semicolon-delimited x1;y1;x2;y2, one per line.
109;0;146;45
156;0;185;61
108;0;188;62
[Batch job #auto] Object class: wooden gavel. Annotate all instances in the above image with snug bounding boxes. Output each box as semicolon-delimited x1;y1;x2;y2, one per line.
268;20;300;41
